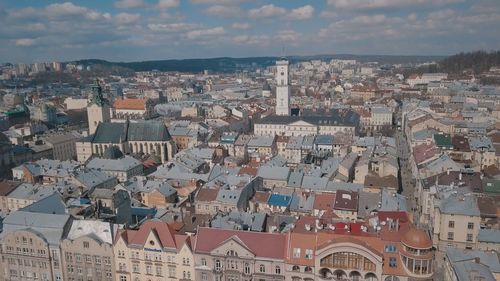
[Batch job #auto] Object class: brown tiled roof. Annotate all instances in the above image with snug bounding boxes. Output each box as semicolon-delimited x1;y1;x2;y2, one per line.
251;191;270;203
452;135;471;152
477;197;497;218
333;190;358;211
113;98;147;110
0;180;21;196
195;188;219;202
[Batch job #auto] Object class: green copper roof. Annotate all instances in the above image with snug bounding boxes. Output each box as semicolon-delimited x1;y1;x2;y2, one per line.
88;79;109;107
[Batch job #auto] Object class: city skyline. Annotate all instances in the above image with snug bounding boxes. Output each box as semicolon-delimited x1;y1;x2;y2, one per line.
1;0;500;63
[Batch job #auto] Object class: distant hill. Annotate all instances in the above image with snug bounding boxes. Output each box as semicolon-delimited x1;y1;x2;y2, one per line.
439;50;500;74
73;54;444;73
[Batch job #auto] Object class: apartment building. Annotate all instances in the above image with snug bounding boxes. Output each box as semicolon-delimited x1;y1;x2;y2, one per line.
61;220;117;281
113;220;194;281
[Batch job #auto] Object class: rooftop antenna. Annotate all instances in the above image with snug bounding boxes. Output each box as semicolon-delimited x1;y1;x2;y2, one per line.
281;45;286;59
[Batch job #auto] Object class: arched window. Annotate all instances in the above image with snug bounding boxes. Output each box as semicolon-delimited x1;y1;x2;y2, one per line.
292;265;300;272
304;266;313;273
215;260;221;271
259;264;265;273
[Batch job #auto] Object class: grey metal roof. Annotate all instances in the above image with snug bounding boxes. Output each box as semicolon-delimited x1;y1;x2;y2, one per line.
478;229;500;244
439;194;480;216
216;189;242;204
211;211;265;232
20;192;67;215
87;156;142;172
1;210;70;245
446;248;500;277
92;121;172;143
257;166;290;181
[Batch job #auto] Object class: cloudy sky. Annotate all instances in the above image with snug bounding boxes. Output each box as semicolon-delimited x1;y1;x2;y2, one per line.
1;0;499;63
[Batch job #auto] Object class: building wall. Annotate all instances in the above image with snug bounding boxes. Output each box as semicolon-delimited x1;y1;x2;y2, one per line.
87;104;111;135
0;230;55;281
113;231;194;281
432;209;481;250
61;236;115;281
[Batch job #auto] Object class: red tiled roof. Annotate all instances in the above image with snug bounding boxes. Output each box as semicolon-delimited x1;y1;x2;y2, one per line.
313;193;335;210
128;220;179;249
194;227;288;260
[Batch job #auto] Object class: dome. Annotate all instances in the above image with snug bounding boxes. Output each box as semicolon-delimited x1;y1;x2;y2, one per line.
103;146;124;159
401;228;432;249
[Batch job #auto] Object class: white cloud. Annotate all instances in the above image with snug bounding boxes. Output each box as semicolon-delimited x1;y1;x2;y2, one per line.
428;9;455;20
248;4;286;18
114;13;140;25
115;0;146;9
191;0;243;4
203;5;241;17
232;34;270;45
276;30;300;42
186;26;225;39
15;38;37;46
327;0;464;10
232;22;251;30
289;5;314;20
158;0;180;9
148;23;200;32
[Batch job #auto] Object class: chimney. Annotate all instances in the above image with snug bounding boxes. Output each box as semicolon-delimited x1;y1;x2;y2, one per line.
459;172;463;181
447;169;450;175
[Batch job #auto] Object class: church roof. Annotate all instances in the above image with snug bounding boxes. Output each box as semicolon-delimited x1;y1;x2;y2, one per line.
91;121;172;144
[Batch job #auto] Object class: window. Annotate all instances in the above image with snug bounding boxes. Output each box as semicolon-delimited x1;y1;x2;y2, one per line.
215;260;221;271
385;245;397;252
467;222;474;230
155;266;162;276
304;266;313;273
259;264;265;273
169;268;176;278
447;232;454;240
244;263;250;274
120;276;127;281
448;221;455;228
201;273;208;281
146;265;152;275
275;266;281;274
201;258;207;266
83;242;89;248
293;248;301;258
292;265;300;272
305;249;313;259
467;233;473;242
132;264;139;273
389;257;397;268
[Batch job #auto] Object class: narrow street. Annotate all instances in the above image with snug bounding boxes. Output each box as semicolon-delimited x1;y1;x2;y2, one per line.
395;130;417;223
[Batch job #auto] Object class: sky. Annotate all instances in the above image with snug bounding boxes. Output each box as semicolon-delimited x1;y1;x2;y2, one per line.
0;0;499;63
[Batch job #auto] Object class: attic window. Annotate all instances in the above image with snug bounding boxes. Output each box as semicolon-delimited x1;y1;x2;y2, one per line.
149;240;154;246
